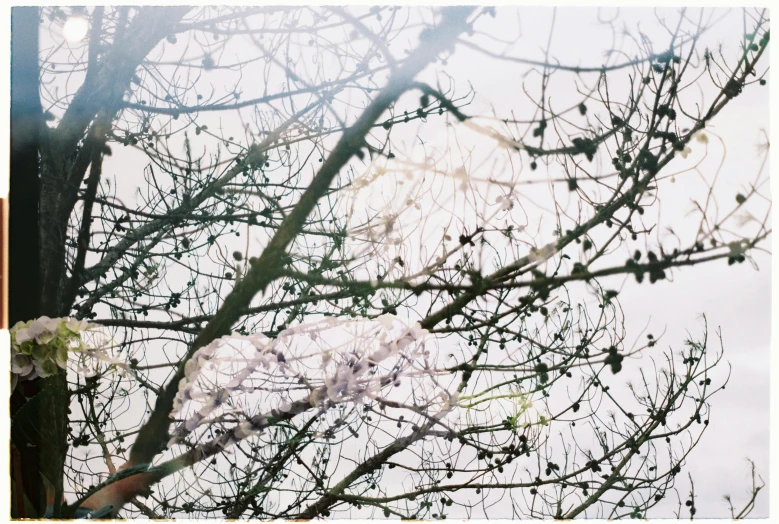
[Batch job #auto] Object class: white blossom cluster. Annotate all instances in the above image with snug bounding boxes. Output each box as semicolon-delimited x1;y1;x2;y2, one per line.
168;315;457;449
10;316;128;391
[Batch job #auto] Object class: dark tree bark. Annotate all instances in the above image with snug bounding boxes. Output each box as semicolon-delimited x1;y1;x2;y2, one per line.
9;7;44;517
9;9;41;333
10;7;191;517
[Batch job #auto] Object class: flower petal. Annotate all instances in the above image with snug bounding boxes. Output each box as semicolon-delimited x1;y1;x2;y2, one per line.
14;328;33;345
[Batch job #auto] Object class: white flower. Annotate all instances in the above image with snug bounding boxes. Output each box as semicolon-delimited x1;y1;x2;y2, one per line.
197;342;219;358
36;331;57;345
185;413;204;432
409;322;427;340
226;367;253;389
199;389;230;418
11;316;121;385
55;346;69;369
36;316;61;331
368;344;391;364
33;358;58;378
377;314;396;330
65;318;91;333
11;354;34;376
92;350;133;374
327;383;345;402
26;316;61;344
399;335;417;351
250;352;269;369
184;358;201;380
14;327;33;345
351;361;367;376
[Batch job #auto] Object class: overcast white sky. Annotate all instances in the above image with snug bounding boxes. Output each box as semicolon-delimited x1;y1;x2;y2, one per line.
1;4;774;521
446;7;772;518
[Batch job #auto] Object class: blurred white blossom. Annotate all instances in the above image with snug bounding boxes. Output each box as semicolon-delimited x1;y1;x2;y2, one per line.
10;316;126;390
167;316;453;450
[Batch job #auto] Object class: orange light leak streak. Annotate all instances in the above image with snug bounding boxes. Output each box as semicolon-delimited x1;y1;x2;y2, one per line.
1;196;7;329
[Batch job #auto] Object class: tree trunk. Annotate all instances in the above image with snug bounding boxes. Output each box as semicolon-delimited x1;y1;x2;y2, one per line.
10;8;191;517
9;7;56;518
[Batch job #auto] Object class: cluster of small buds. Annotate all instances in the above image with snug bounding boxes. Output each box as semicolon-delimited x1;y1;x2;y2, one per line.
679;131;709;159
168;315;448;449
10;316;125;391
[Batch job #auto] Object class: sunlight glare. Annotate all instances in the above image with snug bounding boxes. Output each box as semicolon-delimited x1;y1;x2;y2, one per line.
63;16;89;44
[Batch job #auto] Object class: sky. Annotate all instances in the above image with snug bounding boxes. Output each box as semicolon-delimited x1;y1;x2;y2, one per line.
337;9;773;515
1;4;774;521
442;7;772;517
